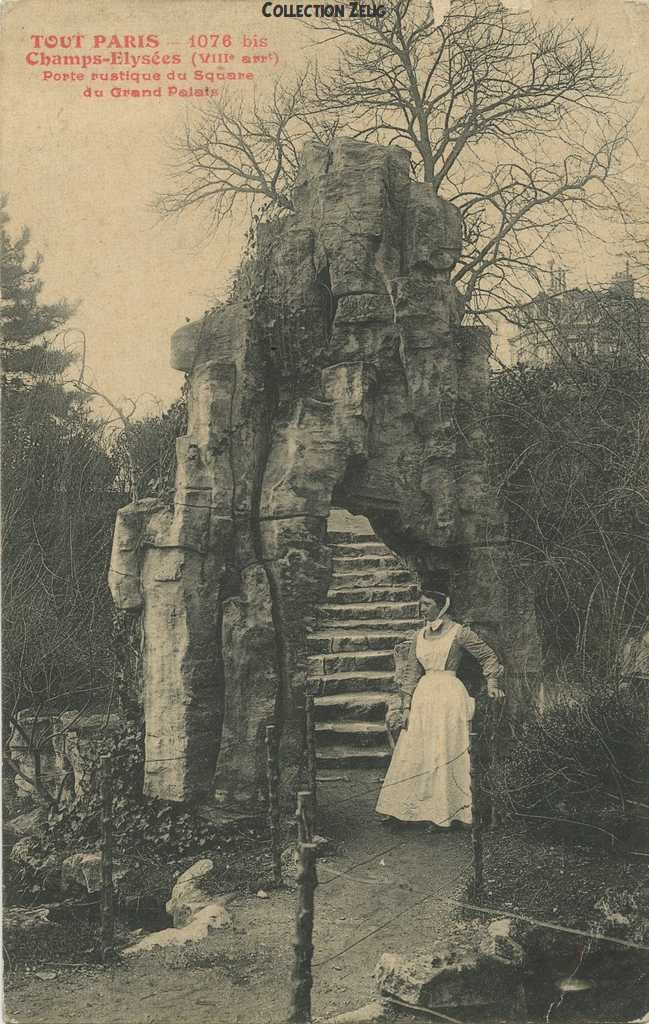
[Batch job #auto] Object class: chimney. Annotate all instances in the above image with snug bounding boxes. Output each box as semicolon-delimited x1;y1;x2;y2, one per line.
548;263;567;294
609;268;635;298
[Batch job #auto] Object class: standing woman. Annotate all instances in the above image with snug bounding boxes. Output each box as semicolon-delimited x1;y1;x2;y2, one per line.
376;589;504;829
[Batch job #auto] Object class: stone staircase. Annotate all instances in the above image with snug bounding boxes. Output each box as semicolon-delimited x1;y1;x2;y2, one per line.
307;527;422;768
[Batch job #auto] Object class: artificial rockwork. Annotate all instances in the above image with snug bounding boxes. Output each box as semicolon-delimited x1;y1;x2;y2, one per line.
109;138;542;809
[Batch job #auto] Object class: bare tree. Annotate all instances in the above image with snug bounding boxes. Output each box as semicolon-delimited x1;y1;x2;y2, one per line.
158;0;631;319
157;69;340;231
510;268;649;369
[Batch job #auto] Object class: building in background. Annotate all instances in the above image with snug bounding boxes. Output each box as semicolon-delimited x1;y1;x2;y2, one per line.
510;264;649;365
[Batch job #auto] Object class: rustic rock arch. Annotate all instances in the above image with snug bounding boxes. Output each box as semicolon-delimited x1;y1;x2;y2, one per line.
108;139;541;810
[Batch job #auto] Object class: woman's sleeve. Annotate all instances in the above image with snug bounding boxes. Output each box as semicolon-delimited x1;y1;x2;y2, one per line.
393;637;422;710
458;626;504;686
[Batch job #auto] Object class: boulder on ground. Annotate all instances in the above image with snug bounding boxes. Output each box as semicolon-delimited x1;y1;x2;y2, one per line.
485;917;524;963
166;858;219;927
375;921;525;1021
61;852;103;894
124;901;231;956
123;857;234;957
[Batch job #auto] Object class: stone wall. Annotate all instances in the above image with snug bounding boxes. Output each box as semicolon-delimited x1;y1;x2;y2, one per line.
109;138;542;809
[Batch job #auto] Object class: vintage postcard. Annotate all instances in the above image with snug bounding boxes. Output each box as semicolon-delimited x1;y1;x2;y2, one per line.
2;1;648;1022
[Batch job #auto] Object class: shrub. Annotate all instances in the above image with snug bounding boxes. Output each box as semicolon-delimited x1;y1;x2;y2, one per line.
491;679;649;841
490;361;649;672
12;717;228;900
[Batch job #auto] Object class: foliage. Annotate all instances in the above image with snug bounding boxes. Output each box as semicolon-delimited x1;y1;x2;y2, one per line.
10;711;281;908
1;202;125;732
491;680;649;839
490;359;649;670
1;194;74;369
31;718;223;869
158;0;630;318
110;389;188;501
1;198;189;774
489;349;649;842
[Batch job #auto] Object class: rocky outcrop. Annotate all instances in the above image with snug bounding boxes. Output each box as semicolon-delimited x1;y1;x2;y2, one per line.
109;138;542;809
123;903;232;956
61;852;103;894
375;921;526;1021
7;710;121;805
165;858;222;927
124;858;232;956
54;712;122;802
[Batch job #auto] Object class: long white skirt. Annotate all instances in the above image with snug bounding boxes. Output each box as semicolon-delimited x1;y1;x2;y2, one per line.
375;671;475;826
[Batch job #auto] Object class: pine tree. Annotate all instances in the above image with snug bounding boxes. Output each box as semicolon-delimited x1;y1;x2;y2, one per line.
1;198;121;733
1;193;74;388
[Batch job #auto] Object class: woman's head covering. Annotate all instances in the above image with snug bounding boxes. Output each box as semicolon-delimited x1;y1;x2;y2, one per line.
419;588;451;631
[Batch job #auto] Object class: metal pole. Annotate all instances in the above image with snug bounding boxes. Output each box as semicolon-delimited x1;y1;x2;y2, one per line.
265;725;282;887
290;842;317;1024
296;789;314;845
469;722;483;902
100;754;114;963
305;694;317;822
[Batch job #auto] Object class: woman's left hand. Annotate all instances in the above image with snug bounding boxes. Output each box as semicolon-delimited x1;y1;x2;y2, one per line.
487;682;505;700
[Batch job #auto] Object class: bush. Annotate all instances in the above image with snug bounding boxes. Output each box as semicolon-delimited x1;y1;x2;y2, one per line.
492;679;649;841
490;361;649;671
12;717;229;900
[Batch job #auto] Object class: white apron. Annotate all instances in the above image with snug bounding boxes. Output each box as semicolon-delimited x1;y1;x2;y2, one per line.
375;623;475;826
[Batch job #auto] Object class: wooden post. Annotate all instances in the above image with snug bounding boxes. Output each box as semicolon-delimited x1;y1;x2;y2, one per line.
100;754;114;963
305;694;317;821
469;722;483;902
485;700;500;829
290;842;317;1024
265;725;282;887
296;789;314;844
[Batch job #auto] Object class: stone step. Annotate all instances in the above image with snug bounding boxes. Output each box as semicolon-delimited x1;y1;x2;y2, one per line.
318;602;420;623
314;691;388;720
315;617;422;635
316;745;391;767
308;650;394;675
333;554;400;571
315;521;407;762
316;720;387;747
329;568;413;590
308;670;397;696
331;541;393;557
308;629;417;654
327;531;378;544
326;585;419;606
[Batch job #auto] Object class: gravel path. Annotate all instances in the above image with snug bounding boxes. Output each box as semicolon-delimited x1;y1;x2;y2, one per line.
5;770;473;1024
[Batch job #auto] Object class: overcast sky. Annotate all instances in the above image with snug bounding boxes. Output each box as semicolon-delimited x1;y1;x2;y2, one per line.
1;0;648;415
